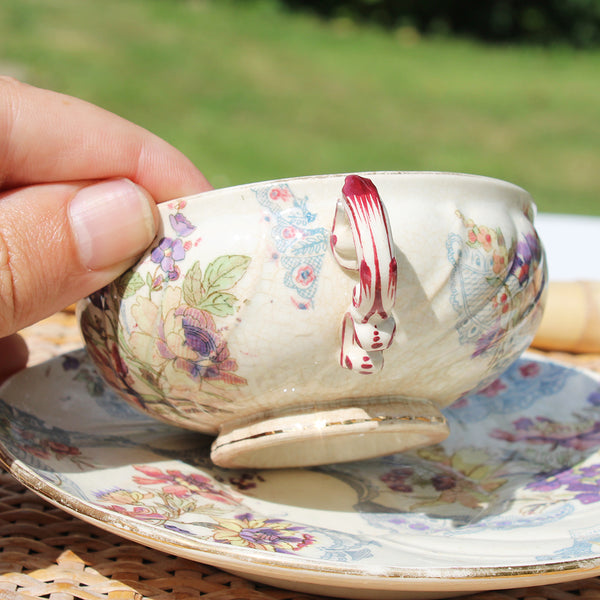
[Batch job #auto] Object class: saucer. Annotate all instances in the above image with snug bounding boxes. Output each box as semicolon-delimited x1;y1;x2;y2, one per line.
1;349;600;599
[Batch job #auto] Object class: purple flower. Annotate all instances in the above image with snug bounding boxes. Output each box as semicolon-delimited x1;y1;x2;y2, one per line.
169;213;196;236
514;417;535;430
528;473;562;492
381;467;414;493
151;237;185;280
166;306;247;386
62;355;80;371
491;416;600;451
472;326;506;358
240;526;297;545
165;523;193;535
510;233;540;286
213;513;314;552
151;274;164;290
528;465;600;504
431;474;457;491
588;389;600;406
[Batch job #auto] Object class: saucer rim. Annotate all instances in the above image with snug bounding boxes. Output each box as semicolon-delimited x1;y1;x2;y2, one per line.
4;452;600;594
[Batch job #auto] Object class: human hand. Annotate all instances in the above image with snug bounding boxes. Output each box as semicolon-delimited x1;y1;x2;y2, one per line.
0;77;212;383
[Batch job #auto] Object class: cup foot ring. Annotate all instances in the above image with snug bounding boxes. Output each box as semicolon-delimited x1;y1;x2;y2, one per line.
211;398;449;469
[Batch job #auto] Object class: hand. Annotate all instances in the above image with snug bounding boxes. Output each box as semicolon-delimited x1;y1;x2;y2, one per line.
0;77;212;383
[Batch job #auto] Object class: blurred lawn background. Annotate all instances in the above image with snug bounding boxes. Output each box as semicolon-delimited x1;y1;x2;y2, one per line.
1;0;598;214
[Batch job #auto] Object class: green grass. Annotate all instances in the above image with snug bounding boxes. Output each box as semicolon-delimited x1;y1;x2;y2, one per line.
1;0;599;214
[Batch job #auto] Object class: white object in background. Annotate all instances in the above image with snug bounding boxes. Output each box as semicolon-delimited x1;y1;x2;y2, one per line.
535;213;600;282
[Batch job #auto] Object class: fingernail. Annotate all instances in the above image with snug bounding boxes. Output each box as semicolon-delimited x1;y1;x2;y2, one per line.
69;179;158;271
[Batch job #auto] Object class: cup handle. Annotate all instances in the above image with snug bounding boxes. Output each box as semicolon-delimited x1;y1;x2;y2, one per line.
331;175;398;374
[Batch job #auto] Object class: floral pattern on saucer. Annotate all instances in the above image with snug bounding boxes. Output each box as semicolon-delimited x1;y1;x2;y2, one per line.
94;465;318;554
1;349;600;575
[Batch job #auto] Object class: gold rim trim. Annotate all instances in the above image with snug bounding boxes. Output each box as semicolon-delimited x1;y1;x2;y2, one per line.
212;411;447;452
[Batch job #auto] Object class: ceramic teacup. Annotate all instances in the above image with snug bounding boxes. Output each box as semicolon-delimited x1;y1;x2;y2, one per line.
78;172;546;468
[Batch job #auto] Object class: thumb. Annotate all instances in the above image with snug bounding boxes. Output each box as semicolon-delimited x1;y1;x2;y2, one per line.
0;178;159;337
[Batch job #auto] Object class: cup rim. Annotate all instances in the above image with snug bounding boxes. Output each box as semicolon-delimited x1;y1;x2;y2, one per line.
173;170;532;202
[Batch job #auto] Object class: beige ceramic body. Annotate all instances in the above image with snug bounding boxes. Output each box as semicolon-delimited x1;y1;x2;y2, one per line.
79;172;546;468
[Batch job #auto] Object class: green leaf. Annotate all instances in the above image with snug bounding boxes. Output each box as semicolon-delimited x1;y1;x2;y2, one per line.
198;291;237;316
116;271;145;299
203;255;251;293
182;260;205;307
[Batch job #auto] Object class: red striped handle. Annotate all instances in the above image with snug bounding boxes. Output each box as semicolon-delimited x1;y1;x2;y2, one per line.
331;175;398;374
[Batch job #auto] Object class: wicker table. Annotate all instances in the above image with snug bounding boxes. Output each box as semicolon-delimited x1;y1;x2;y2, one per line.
1;311;600;600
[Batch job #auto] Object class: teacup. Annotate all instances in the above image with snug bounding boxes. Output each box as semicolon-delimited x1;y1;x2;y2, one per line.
78;172;546;468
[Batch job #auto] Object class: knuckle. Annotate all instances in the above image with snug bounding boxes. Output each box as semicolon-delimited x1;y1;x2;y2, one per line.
0;75;21;90
0;75;23;116
0;76;23;188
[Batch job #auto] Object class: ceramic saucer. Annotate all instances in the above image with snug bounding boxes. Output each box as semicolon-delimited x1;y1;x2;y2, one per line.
1;349;600;599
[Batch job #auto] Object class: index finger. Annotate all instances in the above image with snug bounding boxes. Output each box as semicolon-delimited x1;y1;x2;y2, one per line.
0;77;212;201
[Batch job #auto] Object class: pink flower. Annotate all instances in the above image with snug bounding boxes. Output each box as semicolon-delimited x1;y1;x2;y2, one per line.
21;445;50;459
269;187;292;201
293;264;315;287
108;505;166;520
493;251;507;274
519;362;541;378
131;465;238;504
162;484;191;497
133;465;165;481
282;226;299;239
491;416;600;451
476;226;493;251
478;378;507;397
46;441;81;457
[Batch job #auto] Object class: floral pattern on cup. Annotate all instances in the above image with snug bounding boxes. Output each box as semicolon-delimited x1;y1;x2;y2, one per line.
447;210;545;373
253;183;329;310
79;202;251;431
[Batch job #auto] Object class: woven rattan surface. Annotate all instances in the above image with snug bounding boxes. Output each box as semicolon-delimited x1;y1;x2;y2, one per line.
0;312;599;600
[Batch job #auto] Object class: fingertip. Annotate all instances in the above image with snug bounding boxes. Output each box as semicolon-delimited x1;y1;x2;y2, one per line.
69;178;159;271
